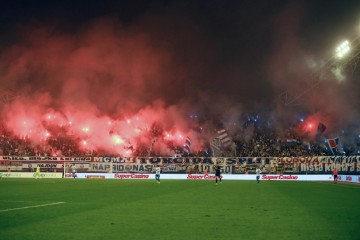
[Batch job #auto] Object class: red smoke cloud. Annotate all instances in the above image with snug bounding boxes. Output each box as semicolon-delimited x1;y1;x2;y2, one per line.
0;18;205;156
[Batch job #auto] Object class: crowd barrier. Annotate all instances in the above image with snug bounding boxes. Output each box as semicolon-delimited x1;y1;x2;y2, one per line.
1;156;359;176
338;175;360;183
0;172;63;178
0;171;335;181
63;173;333;181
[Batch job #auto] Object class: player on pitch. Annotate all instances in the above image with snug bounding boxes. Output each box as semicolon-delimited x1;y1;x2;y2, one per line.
71;164;78;179
34;165;41;179
155;165;161;184
256;166;262;183
215;164;222;185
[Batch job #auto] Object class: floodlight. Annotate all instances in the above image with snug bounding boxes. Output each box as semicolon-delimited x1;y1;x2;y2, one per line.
335;40;350;59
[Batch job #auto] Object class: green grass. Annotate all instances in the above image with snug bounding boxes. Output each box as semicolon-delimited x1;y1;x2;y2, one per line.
0;179;359;240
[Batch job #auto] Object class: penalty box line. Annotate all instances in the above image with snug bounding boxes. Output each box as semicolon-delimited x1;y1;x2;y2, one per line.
0;202;66;213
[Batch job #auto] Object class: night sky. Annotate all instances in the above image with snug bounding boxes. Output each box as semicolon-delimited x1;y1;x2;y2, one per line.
0;0;360;152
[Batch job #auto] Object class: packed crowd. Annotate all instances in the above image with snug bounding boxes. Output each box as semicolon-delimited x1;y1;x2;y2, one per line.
222;131;330;157
0;119;358;157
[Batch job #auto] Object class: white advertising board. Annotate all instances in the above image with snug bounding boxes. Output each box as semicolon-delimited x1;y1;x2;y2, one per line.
70;173;333;181
0;172;63;178
338;175;360;183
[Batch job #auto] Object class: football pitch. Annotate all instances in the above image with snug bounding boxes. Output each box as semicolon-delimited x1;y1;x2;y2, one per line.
0;179;359;240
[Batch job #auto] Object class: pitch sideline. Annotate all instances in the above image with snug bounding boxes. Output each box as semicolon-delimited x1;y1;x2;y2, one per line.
0;202;66;213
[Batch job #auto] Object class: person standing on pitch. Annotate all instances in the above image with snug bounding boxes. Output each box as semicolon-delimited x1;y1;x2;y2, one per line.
332;167;338;184
71;164;77;179
34;165;41;179
155;166;161;184
215;165;222;185
256;166;262;183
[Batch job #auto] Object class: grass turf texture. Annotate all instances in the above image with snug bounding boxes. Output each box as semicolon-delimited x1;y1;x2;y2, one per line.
0;179;359;240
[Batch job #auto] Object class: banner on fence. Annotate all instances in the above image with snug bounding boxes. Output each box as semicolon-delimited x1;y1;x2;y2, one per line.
1;156;360;174
338;175;360;183
0;172;63;178
22;163;64;169
66;173;332;181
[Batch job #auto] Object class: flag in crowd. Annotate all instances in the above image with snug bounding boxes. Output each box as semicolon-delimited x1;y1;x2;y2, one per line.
183;136;192;154
286;138;299;145
325;137;340;155
210;138;221;151
209;129;232;156
317;122;327;134
217;129;232;147
210;138;222;157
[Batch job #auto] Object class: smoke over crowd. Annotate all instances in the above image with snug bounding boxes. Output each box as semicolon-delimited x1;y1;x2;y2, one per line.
0;1;359;156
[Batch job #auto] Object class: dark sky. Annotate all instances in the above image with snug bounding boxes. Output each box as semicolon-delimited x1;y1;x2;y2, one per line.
0;0;360;130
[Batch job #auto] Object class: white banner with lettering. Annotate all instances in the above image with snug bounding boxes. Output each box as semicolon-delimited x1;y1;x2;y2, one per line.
67;173;333;181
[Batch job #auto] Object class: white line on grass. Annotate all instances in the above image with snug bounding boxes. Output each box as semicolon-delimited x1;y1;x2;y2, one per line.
0;202;65;213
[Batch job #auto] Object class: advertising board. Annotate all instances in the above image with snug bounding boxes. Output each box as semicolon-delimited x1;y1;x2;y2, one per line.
338;175;360;183
0;172;63;178
69;173;332;181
